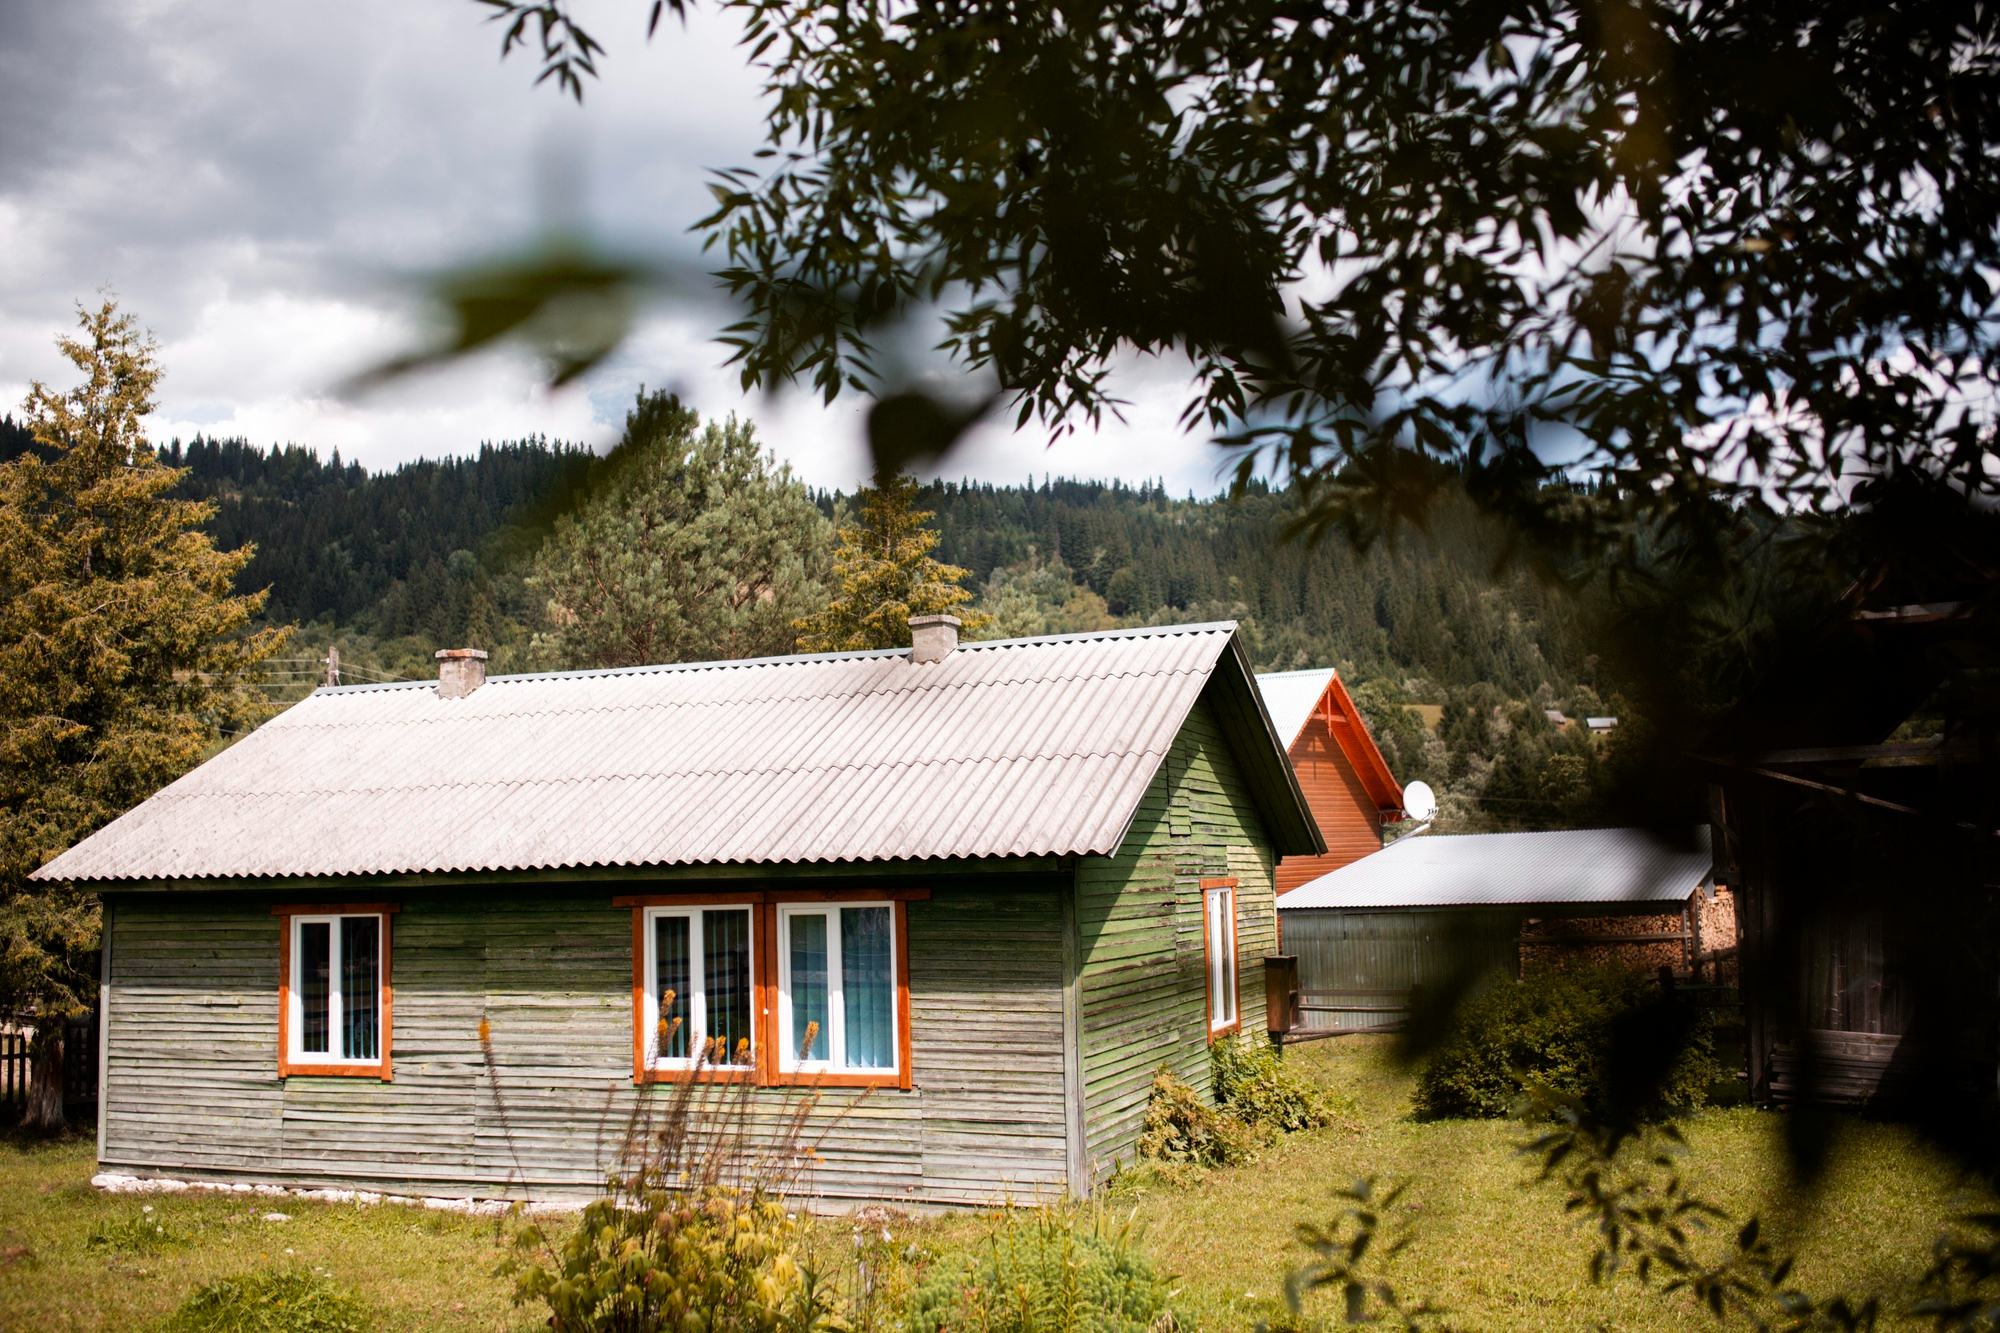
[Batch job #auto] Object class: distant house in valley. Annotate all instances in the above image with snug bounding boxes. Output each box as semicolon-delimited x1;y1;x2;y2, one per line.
38;620;1323;1207
1255;669;1407;894
1277;827;1731;1034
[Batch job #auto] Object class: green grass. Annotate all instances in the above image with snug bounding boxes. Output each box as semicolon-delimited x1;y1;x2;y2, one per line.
0;1048;1979;1332
0;1132;531;1332
1107;1037;1982;1331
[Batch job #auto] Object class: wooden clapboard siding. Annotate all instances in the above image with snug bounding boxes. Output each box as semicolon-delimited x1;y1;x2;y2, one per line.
1074;695;1278;1176
101;884;1066;1205
1275;713;1385;895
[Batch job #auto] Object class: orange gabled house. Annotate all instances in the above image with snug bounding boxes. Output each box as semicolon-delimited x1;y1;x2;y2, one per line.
1256;668;1408;895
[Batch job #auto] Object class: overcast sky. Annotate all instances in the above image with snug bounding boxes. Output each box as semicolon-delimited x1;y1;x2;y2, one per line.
0;0;1236;493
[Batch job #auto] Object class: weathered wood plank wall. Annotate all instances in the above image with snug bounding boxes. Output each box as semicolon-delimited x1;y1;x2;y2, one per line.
1074;695;1277;1179
101;884;1068;1206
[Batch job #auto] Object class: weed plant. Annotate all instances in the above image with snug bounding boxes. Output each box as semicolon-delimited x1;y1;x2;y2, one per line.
1210;1035;1351;1134
495;1008;835;1333
1137;1038;1348;1169
905;1208;1172;1333
88;1204;191;1254
154;1265;374;1333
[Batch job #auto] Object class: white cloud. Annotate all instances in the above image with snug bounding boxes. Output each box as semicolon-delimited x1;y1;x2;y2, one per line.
0;0;1232;495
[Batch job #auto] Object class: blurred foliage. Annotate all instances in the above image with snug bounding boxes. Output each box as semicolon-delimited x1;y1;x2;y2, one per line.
528;390;830;668
1414;967;1719;1123
1278;1179;1453;1333
1521;1107;1878;1331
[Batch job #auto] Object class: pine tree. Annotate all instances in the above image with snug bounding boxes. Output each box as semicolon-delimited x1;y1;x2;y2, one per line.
528;391;831;669
794;471;990;652
0;299;284;1127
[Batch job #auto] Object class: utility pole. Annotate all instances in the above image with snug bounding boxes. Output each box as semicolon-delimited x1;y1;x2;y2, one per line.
323;645;341;688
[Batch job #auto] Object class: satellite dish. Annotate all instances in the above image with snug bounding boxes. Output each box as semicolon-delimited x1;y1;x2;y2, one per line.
1402;780;1437;822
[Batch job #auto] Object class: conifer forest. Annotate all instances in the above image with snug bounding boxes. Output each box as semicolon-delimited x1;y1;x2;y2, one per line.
0;409;1621;833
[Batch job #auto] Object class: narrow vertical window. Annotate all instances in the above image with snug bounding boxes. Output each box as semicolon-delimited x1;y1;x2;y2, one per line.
705;908;753;1065
789;912;829;1060
654;915;690;1060
299;922;332;1055
842;907;894;1070
777;902;900;1075
283;910;390;1076
1204;884;1238;1034
641;906;756;1072
341;916;379;1061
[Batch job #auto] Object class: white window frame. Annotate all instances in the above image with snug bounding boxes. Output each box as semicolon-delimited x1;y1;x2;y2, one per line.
775;901;900;1076
641;904;758;1071
287;913;385;1067
1204;885;1239;1034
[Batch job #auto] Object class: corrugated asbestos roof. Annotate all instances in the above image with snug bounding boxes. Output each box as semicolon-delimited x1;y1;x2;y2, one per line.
1255;669;1337;747
1278;826;1713;910
38;622;1322;883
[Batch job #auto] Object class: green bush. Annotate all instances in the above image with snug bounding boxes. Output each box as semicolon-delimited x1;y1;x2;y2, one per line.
1412;965;1719;1121
1135;1065;1258;1167
155;1267;372;1333
508;1188;805;1333
905;1208;1170;1333
1209;1035;1348;1133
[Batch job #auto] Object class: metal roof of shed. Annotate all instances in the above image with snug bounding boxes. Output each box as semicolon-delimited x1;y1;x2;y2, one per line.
1277;826;1712;910
38;621;1322;883
1254;668;1336;747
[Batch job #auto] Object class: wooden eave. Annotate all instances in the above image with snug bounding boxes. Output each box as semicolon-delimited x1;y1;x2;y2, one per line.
1303;672;1406;817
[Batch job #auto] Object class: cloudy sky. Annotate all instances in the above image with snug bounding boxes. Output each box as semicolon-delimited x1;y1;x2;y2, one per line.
0;0;1235;493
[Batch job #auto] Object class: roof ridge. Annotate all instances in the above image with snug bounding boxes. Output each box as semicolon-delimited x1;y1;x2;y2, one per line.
134;747;1182;796
312;621;1240;696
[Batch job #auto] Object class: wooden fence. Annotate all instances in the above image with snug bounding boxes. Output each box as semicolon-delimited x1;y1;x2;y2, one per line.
0;1015;100;1113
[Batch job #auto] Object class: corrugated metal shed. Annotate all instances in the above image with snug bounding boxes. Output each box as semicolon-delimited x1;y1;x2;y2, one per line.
1278;826;1713;911
38;622;1321;883
1254;668;1336;746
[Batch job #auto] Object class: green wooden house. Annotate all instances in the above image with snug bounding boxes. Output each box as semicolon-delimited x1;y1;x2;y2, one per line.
39;619;1321;1206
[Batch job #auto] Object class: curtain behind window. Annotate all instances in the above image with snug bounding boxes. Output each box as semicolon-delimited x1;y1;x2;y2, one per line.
842;907;894;1068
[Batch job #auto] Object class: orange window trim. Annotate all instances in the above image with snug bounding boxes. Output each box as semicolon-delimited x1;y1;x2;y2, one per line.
630;898;913;1090
274;904;398;1081
612;888;932;907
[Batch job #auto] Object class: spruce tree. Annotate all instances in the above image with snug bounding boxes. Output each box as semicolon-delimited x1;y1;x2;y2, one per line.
0;299;284;1127
794;471;990;652
527;392;830;669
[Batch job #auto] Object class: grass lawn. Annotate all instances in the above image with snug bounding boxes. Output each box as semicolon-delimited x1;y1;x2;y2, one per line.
0;1134;531;1332
0;1040;1979;1331
1114;1037;1981;1332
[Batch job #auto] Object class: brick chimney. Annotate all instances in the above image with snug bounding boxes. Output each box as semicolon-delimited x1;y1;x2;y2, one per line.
908;614;962;664
435;648;489;699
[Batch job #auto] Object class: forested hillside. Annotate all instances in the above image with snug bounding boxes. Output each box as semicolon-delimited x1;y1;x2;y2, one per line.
0;420;1621;828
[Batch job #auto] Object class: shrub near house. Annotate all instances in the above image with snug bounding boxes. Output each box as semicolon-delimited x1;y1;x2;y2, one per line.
1414;966;1719;1121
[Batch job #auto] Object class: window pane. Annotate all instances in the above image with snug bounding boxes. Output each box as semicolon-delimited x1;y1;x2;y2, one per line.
654;915;691;1061
841;907;895;1069
704;909;753;1066
1206;892;1229;1026
788;913;830;1061
341;917;380;1061
300;922;331;1055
